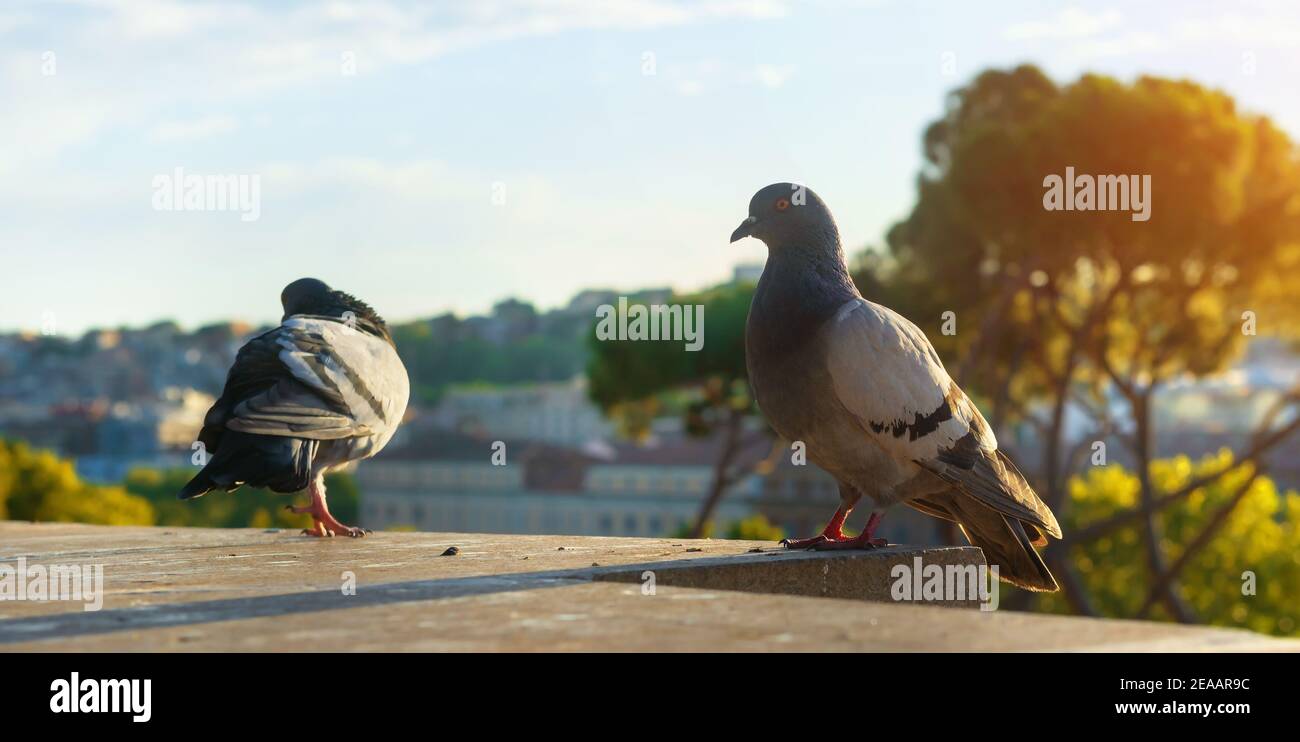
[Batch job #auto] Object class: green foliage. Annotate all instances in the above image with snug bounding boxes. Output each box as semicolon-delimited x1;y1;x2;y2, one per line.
0;438;155;525
587;282;755;438
725;514;785;541
391;309;587;405
0;438;363;530
1037;451;1300;637
868;64;1300;630
873;64;1300;408
587;283;753;407
668;515;784;541
669;520;712;539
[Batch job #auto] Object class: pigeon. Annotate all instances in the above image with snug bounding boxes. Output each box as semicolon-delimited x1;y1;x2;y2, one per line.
180;278;410;537
732;183;1061;591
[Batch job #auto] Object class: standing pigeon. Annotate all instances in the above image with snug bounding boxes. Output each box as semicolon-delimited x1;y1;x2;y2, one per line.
180;278;410;537
732;183;1061;591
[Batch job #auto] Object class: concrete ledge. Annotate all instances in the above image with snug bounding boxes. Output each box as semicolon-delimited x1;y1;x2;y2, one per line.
1;522;1296;652
593;545;985;606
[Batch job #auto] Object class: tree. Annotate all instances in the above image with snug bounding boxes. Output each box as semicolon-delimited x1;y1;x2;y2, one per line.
871;64;1300;620
390;302;588;405
0;439;365;530
1039;451;1300;637
725;514;785;542
669;514;785;541
0;439;155;526
587;282;780;537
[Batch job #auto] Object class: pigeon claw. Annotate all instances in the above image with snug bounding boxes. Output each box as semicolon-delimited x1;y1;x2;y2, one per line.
300;522;330;538
301;523;371;538
292;480;369;539
780;511;888;551
807;536;888;550
780;535;834;550
781;534;888;550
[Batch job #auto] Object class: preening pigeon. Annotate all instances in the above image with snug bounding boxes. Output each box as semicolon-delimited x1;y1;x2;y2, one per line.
180;278;410;537
732;184;1062;591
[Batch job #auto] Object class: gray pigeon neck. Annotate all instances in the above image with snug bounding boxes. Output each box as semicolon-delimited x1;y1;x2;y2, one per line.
764;238;859;309
749;239;860;357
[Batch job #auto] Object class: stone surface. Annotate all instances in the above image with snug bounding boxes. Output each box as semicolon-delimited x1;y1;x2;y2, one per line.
1;522;1295;652
593;545;986;606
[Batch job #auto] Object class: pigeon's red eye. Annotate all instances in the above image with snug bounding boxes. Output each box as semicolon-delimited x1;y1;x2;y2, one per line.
775;198;790;211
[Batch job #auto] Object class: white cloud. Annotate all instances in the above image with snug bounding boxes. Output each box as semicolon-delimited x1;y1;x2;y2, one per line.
755;63;795;88
151;115;239;143
1004;7;1123;41
1175;13;1300;47
1070;30;1170;58
0;0;789;165
0;10;32;35
1005;5;1300;60
676;79;705;96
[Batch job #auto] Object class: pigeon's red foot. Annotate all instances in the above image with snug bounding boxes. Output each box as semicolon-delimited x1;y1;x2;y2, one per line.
296;520;370;538
782;512;887;551
780;534;839;549
781;505;849;549
287;480;370;538
289;505;370;538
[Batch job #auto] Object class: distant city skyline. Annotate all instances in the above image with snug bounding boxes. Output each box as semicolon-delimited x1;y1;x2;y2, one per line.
5;1;1300;334
1;271;742;338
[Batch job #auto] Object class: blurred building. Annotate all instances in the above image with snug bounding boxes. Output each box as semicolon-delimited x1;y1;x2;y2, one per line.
732;263;764;284
564;289;620;316
77;387;214;482
356;426;941;544
356;430;765;536
428;378;613;446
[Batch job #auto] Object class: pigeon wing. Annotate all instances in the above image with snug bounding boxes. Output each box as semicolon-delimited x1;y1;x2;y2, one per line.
822;298;1060;539
200;319;399;445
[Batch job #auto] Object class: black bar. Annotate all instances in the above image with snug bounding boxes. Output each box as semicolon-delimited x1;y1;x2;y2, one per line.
0;652;1286;728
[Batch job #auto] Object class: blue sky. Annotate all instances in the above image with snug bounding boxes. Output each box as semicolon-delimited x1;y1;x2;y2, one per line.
3;0;1299;334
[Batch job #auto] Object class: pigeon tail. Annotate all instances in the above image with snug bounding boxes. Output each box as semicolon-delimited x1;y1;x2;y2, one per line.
179;470;215;500
178;432;318;500
946;495;1059;592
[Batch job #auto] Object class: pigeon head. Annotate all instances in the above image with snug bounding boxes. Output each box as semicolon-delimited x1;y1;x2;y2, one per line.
280;278;333;318
730;182;840;250
280;278;393;344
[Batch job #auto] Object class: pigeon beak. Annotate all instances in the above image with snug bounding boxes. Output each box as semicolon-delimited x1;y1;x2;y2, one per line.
730;216;758;243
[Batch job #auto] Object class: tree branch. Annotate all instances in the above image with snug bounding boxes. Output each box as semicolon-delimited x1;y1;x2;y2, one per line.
1065;411;1300;546
688;406;746;538
1136;467;1260;618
